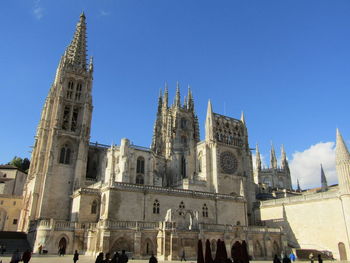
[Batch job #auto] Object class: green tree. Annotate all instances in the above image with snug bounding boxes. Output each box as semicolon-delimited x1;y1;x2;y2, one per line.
8;156;30;173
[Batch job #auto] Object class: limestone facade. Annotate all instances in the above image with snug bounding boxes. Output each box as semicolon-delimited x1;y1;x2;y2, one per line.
16;13;350;261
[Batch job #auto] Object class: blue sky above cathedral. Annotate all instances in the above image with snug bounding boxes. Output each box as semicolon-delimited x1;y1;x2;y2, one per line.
1;0;350;188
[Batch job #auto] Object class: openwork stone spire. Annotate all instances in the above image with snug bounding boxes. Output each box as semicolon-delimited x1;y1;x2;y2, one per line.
65;12;88;70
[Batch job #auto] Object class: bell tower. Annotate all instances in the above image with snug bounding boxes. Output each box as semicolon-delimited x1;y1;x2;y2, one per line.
21;13;93;229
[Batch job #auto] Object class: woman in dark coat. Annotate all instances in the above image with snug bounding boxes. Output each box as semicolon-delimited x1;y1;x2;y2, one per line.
73;250;79;263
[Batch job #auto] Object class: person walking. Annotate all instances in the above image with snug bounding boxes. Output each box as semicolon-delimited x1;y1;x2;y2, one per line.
181;249;186;261
309;253;314;263
38;244;42;255
22;249;32;263
96;252;104;263
111;251;120;263
102;252;111;263
283;255;291;263
289;252;296;262
273;254;281;263
73;250;79;263
119;250;128;263
149;253;157;263
10;249;21;263
317;254;323;263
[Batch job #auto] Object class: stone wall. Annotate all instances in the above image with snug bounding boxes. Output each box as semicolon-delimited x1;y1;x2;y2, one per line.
256;190;349;259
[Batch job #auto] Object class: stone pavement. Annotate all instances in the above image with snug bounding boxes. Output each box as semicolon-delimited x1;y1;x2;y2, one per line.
0;256;345;263
0;255;264;263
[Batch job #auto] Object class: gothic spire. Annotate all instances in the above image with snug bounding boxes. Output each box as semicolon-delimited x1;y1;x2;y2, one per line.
256;143;261;171
205;100;214;141
336;128;350;194
174;81;181;107
270;142;277;169
187;85;194;111
320;164;328;191
65;13;88;70
296;179;301;192
281;144;289;170
163;82;168;109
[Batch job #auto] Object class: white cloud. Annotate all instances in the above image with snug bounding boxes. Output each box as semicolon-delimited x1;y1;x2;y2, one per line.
99;10;111;17
289;142;337;190
33;0;44;20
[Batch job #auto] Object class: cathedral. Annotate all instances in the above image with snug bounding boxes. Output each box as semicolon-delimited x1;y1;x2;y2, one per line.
17;14;350;260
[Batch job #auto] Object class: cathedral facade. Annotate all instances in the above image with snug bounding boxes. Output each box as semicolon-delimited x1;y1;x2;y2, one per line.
17;14;350;260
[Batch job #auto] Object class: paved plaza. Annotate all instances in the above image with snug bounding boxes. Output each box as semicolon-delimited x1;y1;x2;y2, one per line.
0;255;269;263
0;255;346;263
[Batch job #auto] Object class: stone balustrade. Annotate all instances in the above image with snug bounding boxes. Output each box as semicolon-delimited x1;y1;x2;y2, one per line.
109;182;245;201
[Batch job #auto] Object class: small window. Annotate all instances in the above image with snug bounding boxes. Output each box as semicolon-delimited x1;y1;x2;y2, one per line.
59;144;71;165
202;204;208;217
91;200;98;214
136;174;144;185
179;201;185;215
153;199;160;214
13;219;18;225
137;157;145;174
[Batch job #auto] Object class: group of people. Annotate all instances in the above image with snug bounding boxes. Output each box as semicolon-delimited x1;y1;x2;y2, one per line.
95;250;130;263
9;249;31;263
273;252;324;263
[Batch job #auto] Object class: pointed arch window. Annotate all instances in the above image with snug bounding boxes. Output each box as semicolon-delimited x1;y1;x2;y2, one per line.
136;174;144;185
75;82;83;101
71;107;79;132
198;152;202;173
202;204;208;217
153;199;160;214
66;81;74;99
91;200;98;214
59;144;71;164
62;106;70;130
137;156;145;174
181;156;186;178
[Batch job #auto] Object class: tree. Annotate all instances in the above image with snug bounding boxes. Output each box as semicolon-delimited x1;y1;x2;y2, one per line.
7;156;30;173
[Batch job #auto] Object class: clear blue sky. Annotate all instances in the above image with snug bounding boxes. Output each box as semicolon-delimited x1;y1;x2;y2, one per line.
1;1;350;187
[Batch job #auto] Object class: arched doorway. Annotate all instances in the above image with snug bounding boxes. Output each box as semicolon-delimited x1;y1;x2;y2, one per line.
144;238;154;255
338;242;347;260
58;237;67;255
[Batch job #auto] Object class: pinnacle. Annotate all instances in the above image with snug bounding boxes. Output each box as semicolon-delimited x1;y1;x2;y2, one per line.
336;128;350;162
